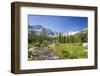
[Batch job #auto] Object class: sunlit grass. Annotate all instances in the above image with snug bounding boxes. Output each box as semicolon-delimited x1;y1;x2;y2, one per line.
49;43;88;59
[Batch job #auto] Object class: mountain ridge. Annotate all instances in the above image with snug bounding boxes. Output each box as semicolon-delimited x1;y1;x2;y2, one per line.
28;25;87;37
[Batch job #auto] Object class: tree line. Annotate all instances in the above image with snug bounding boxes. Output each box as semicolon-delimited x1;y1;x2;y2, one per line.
57;32;87;43
28;30;87;46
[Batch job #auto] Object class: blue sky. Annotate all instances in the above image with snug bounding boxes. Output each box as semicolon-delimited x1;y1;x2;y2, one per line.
28;15;88;32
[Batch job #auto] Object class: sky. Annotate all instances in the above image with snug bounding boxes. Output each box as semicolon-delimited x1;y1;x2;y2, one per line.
28;15;88;32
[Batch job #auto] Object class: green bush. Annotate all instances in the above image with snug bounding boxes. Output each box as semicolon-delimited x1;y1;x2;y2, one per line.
28;43;33;49
34;43;41;47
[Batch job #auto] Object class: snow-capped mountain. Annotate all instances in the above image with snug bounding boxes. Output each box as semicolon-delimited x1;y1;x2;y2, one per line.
28;25;87;37
62;31;80;36
28;25;58;37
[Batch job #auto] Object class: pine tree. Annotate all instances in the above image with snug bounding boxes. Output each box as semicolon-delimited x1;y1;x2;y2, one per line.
59;32;62;43
63;35;66;43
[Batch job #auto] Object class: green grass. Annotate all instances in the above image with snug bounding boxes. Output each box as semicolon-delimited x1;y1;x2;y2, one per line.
49;43;88;59
28;42;88;59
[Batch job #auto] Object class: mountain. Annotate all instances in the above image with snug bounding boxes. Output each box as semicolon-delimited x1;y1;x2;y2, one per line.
72;27;88;42
28;25;87;38
28;25;58;37
82;28;88;33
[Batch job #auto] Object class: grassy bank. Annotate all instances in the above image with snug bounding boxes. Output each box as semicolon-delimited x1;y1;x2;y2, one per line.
48;43;88;59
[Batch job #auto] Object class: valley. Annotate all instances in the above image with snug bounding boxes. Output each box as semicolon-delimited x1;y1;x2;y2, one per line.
28;25;88;60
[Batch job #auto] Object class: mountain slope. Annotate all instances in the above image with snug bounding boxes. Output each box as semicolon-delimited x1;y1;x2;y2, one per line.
28;25;58;37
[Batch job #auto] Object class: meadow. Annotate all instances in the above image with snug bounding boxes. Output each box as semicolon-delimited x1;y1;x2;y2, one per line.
48;43;87;59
